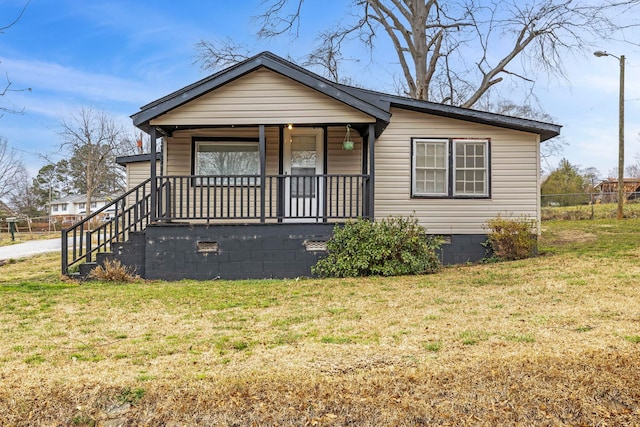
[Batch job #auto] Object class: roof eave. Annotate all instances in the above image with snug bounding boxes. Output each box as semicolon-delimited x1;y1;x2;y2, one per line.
383;96;561;142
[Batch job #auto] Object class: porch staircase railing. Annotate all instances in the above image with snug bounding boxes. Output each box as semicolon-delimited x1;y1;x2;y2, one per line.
61;178;154;275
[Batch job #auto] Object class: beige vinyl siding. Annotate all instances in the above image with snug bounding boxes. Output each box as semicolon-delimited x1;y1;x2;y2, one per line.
124;160;160;217
126;160;160;192
375;108;540;234
151;68;374;126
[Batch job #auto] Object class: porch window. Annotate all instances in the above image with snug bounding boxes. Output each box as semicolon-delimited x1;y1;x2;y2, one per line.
412;138;490;198
193;138;260;185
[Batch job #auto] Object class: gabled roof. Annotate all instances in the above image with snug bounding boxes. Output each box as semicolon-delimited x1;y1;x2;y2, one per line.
132;51;561;142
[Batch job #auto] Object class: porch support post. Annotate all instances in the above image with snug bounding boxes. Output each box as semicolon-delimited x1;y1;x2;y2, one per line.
259;125;266;223
150;126;157;222
367;124;375;220
323;126;328;222
277;126;284;222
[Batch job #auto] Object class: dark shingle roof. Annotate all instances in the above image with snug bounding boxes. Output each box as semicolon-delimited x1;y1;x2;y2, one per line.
132;51;560;142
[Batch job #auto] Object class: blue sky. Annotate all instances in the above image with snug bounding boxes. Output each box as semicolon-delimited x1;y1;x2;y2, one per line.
1;0;640;178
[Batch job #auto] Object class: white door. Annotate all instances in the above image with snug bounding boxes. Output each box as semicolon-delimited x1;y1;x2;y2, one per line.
284;128;324;221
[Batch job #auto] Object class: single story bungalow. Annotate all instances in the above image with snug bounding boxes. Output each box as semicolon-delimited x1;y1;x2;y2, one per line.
63;51;560;279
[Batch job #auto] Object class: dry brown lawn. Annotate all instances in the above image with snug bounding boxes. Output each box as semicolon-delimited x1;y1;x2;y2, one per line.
1;219;640;425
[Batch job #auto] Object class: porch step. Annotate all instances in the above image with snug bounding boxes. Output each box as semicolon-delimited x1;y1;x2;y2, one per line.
111;231;146;277
96;252;115;265
78;262;99;278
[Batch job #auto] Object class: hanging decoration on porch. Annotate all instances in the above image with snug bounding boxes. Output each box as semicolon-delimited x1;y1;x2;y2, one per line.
343;124;354;150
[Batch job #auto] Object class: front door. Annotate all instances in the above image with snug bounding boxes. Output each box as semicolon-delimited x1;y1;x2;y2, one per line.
284;127;324;221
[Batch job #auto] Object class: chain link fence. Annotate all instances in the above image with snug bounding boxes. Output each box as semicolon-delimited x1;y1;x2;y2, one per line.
541;191;640;220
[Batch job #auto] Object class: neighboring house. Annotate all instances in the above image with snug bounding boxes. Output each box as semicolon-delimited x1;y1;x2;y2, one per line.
597;178;640;202
51;194;116;225
62;51;561;279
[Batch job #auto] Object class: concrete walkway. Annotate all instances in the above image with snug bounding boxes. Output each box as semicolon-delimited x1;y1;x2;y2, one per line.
0;238;63;261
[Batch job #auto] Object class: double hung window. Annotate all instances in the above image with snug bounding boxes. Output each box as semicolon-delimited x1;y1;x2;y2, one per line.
412;138;490;198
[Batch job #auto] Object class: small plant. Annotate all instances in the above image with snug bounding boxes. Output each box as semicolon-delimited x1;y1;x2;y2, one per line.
484;215;537;261
116;387;145;405
88;259;138;282
423;341;442;352
312;216;442;277
72;413;96;426
624;335;640;344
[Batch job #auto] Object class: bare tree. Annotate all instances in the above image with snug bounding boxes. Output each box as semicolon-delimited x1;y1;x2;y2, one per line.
1;1;31;117
0;138;25;200
197;0;640;109
9;167;43;218
193;37;252;72
59;107;125;216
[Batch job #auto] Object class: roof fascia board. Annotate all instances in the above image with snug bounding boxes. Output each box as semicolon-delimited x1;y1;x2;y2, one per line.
382;95;561;141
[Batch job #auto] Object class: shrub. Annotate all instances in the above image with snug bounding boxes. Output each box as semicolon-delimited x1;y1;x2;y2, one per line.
484;215;537;261
88;259;138;282
312;216;441;277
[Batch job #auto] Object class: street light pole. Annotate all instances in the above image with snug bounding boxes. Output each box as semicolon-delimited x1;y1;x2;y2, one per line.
594;50;625;220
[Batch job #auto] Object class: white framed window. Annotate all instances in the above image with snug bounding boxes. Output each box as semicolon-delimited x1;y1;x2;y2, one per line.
193;138;260;185
61;204;67;211
412;139;448;196
78;203;85;210
52;205;59;212
90;202;97;209
453;139;488;197
412;138;489;198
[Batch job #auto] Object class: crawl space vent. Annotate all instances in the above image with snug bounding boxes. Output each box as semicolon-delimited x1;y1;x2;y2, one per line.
197;241;219;253
304;240;327;252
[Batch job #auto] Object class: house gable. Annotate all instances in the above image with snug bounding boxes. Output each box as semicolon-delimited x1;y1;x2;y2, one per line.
150;68;376;127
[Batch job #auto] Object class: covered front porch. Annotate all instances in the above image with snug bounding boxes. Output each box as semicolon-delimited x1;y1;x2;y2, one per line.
145;122;377;224
61;122;378;277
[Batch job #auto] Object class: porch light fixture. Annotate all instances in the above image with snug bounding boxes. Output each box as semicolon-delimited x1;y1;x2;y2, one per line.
342;124;354;150
287;124;293;130
594;50;625;219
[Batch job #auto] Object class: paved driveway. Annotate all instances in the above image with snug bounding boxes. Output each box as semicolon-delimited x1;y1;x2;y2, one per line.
0;238;63;261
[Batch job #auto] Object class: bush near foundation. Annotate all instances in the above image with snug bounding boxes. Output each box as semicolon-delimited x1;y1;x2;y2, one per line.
312;216;441;277
484;216;537;261
88;259;139;282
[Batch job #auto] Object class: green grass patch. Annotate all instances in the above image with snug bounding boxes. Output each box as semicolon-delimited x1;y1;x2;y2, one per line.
321;336;354;344
624;335;640;344
422;341;442;352
502;333;536;343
